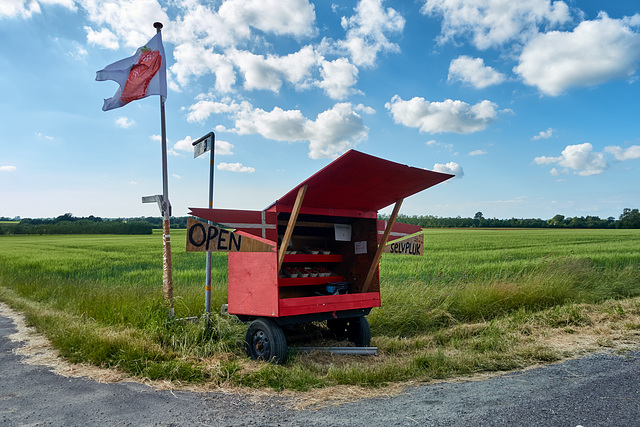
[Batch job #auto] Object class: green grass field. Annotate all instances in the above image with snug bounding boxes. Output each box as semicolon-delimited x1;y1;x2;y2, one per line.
1;229;639;390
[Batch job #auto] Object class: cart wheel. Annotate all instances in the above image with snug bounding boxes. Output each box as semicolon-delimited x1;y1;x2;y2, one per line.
327;316;371;347
245;318;287;364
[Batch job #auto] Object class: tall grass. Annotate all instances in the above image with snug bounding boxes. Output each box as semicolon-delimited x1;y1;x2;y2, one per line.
1;229;639;389
373;229;640;336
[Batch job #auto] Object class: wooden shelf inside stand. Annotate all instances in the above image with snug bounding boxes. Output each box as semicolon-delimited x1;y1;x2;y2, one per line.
283;254;342;263
278;275;344;287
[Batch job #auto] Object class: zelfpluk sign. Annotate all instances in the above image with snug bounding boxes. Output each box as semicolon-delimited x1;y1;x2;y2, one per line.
383;232;423;256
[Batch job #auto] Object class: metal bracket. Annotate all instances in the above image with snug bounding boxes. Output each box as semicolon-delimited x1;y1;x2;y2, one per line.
142;194;171;216
294;347;378;356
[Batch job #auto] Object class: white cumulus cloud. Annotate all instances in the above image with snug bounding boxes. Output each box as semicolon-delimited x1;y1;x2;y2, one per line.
316;58;360;100
186;98;247;123
534;143;608;176
448;56;506;89
469;149;487;156
35;132;54;140
433;161;463;178
173;135;235;156
229;46;321;92
385;95;498;134
338;0;405;67
0;0;75;18
77;0;370;102
422;0;571;49
173;135;194;153
84;26;119;49
217;0;316;38
213;140;234;156
515;12;640;96
1;165;17;172
233;106;308;141
115;116;135;128
193;99;368;159
168;0;317;92
217;162;255;173
604;145;640;161
170;43;236;91
305;102;368;159
81;0;169;48
532;127;555;140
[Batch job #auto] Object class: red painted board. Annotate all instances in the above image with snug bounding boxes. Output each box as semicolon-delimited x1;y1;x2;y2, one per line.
376;220;423;244
278;292;381;317
189;208;277;241
274;150;454;213
228;252;280;316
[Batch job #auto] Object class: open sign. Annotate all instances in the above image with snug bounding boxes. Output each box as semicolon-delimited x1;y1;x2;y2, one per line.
186;218;274;253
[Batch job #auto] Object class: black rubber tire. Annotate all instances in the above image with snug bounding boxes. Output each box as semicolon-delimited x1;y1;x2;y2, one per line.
245;318;287;364
327;316;371;347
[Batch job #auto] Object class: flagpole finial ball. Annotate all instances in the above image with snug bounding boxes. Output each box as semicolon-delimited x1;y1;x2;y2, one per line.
154;22;163;30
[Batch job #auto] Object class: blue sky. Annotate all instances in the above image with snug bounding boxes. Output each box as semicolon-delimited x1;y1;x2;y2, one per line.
1;0;639;220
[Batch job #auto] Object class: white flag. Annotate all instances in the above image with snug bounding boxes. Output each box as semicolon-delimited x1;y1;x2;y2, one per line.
96;32;167;111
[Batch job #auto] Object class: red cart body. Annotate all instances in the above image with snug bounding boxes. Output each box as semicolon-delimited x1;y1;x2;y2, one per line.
189;150;452;323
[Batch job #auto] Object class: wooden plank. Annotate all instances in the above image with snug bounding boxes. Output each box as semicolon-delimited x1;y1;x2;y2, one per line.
376;220;423;244
282;254;342;263
188;208;278;241
277;185;307;271
362;199;403;292
271;204;377;219
278;276;344;287
186;218;275;252
278;292;381;316
277;220;335;228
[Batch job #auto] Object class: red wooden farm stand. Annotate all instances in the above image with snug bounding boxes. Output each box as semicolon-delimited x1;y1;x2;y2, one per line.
189;150;452;362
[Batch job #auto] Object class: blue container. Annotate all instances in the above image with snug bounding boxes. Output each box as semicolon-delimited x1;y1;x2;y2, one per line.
325;282;350;295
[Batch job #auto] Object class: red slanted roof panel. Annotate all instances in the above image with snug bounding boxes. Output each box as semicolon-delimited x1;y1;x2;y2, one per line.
275;150;453;213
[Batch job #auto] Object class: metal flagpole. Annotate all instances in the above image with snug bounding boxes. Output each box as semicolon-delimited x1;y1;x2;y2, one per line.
154;21;174;317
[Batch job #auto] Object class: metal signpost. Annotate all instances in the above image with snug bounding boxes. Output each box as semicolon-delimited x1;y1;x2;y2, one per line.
192;132;215;315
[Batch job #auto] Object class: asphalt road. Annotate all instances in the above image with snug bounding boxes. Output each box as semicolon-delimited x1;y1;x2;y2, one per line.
1;312;639;427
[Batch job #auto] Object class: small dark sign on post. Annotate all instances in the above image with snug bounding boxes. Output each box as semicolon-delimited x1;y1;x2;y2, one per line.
193;132;214;159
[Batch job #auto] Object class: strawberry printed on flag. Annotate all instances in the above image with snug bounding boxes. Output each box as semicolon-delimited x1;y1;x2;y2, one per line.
96;32;167;111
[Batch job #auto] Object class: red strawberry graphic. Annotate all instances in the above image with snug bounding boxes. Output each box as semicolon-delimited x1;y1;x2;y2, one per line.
120;47;162;105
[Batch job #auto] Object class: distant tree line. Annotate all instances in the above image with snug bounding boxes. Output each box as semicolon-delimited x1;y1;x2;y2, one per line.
380;208;640;229
2;208;639;235
133;216;190;229
0;213;155;235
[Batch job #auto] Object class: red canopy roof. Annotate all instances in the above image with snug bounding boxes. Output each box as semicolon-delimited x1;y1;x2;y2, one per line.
273;150;453;213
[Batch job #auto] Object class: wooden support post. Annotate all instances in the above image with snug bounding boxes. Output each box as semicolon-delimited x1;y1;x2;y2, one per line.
362;198;403;293
277;185;307;271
